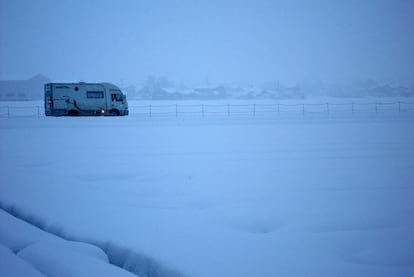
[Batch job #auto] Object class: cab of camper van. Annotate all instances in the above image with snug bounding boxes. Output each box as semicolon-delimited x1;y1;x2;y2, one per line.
45;82;129;116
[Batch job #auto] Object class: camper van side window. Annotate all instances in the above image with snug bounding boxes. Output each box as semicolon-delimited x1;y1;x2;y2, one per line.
87;91;104;98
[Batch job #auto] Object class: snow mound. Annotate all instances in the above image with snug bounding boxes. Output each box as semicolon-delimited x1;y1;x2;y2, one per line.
1;206;184;277
18;242;136;277
0;208;60;252
0;209;136;276
0;244;45;277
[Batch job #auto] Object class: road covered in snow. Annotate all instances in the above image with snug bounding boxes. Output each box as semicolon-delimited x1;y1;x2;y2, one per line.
1;99;414;276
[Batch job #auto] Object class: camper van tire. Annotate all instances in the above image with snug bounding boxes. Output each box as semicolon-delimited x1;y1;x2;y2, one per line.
110;109;120;116
68;110;79;116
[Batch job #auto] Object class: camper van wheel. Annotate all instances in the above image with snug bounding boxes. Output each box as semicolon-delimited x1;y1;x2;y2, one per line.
110;109;120;116
68;110;79;116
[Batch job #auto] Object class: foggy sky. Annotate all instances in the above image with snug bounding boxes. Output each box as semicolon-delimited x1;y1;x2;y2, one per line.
1;0;413;86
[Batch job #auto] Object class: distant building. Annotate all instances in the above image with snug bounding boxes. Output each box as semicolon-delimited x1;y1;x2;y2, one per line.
0;74;50;101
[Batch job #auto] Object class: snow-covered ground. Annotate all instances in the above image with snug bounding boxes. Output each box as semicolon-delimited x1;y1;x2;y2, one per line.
1;99;414;276
0;209;135;276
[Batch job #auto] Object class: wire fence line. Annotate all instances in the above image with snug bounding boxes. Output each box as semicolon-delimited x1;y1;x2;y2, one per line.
130;101;414;117
0;105;42;119
1;101;414;118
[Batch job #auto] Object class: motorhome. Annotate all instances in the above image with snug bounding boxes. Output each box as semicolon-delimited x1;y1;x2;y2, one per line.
44;82;128;116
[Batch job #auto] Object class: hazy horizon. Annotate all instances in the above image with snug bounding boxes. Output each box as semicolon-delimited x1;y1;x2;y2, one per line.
1;0;413;87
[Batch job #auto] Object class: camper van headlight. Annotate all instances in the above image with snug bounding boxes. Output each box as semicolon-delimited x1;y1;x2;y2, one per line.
101;109;105;114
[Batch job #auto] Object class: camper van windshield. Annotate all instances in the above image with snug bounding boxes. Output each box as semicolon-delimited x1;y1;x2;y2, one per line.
112;94;123;102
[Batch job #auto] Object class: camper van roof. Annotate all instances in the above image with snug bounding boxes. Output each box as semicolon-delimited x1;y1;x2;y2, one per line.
47;82;120;89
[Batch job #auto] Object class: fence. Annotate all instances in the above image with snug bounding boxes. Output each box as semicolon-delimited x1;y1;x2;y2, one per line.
129;101;414;117
0;105;43;118
1;101;414;118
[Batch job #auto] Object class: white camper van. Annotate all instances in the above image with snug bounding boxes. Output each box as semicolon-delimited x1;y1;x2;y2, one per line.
44;82;129;116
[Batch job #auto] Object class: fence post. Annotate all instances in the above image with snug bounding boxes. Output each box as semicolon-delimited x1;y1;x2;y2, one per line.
398;102;401;113
326;103;329;114
352;103;354;115
7;106;10;119
202;104;204;117
375;102;378;114
277;104;280;116
176;104;178;117
302;104;305;116
149;105;152;117
253;104;255;116
227;104;230;116
37;106;40;119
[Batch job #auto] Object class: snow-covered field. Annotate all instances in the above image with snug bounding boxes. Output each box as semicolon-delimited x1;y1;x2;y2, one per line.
1;99;414;276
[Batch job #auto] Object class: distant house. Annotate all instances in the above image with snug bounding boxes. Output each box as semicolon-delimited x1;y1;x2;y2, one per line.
0;74;50;101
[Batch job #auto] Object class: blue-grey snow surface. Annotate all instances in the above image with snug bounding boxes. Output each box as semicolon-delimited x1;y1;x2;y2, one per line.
0;209;136;276
1;100;414;276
